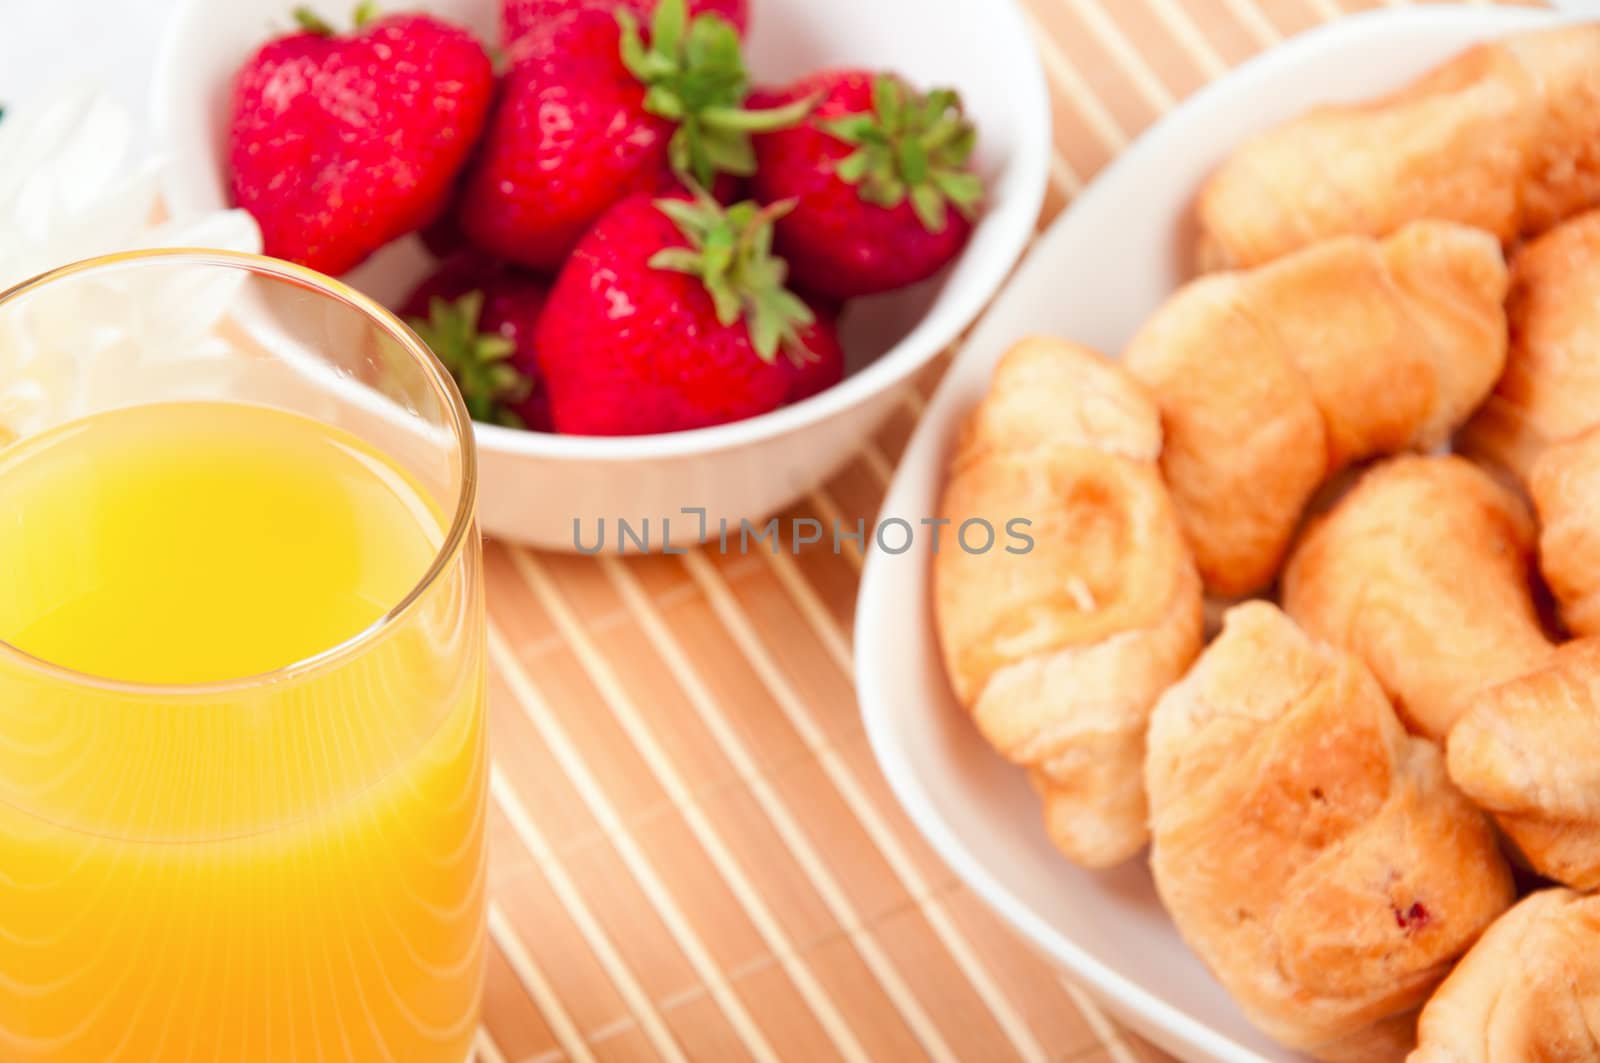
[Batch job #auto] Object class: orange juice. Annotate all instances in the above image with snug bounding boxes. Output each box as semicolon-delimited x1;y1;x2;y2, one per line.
0;402;486;1062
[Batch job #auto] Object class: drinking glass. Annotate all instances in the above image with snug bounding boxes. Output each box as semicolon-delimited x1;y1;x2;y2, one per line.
0;249;487;1062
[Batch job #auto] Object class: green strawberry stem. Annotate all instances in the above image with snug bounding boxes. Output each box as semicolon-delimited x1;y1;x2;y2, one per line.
820;74;982;234
618;0;818;187
649;192;816;365
408;292;533;429
292;1;378;36
293;7;335;34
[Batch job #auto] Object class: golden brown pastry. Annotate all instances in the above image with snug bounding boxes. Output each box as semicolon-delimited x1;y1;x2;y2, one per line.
1409;890;1600;1063
1146;602;1514;1063
1124;222;1508;597
1198;25;1600;271
935;337;1203;868
1459;208;1600;485
1531;427;1600;637
1450;212;1600;637
1283;455;1552;742
1449;638;1600;891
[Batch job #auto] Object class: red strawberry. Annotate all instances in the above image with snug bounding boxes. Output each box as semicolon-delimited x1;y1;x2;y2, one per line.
536;192;842;435
782;324;844;402
227;4;495;276
750;70;983;300
501;0;749;48
403;255;553;430
459;0;812;270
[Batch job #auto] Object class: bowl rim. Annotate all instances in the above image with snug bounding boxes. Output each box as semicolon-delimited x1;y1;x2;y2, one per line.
148;0;1053;461
853;5;1562;1062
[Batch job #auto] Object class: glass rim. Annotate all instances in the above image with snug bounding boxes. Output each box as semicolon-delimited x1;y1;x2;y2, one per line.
0;247;479;697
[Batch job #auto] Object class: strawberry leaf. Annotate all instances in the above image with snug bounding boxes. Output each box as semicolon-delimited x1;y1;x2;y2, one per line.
873;75;903;131
654;198;709;233
648;247;703;274
709;284;742;328
834;150;872;184
293;2;377;34
644;85;685;120
819;74;984;234
667;129;705;187
857;173;906;209
818;115;881;145
650;0;687;59
933;170;984;219
702;92;820;133
898;137;928;184
749;301;780;358
910;184;946;233
293;6;336;34
409;292;532;429
648;193;814;364
705;126;756;176
682;16;741;82
622;2;816;187
618;12;673;82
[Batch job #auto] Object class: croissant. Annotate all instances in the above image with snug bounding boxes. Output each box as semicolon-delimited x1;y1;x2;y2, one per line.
1146;602;1513;1063
1197;25;1600;271
1123;221;1508;597
1458;208;1600;485
935;337;1203;868
1409;890;1600;1063
1531;428;1600;638
1446;210;1600;637
1448;638;1600;891
1283;455;1552;742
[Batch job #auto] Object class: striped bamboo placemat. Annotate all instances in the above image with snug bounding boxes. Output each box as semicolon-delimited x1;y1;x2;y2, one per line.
473;1;1542;1060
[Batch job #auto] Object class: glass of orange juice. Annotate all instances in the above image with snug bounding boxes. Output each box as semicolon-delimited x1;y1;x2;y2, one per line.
0;250;487;1062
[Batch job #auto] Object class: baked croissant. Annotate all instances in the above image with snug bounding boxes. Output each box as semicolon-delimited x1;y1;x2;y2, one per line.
1449;638;1600;891
1123;221;1508;597
1198;25;1600;271
1283;455;1552;742
935;337;1203;868
1409;890;1600;1063
1459;208;1600;485
1451;210;1600;637
1146;602;1513;1063
1531;427;1600;638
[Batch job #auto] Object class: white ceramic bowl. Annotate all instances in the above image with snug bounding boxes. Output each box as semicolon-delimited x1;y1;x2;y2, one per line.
854;6;1571;1062
149;0;1049;549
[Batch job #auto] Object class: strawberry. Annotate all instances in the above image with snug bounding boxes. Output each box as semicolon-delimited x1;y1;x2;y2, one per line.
501;0;749;48
750;70;983;300
227;3;495;276
403;255;553;430
459;0;812;270
781;333;844;403
535;192;842;435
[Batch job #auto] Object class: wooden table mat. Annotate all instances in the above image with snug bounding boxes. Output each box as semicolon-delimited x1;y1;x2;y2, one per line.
472;1;1541;1060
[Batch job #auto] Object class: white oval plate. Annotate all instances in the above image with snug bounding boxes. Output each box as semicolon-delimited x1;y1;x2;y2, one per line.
853;6;1570;1062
